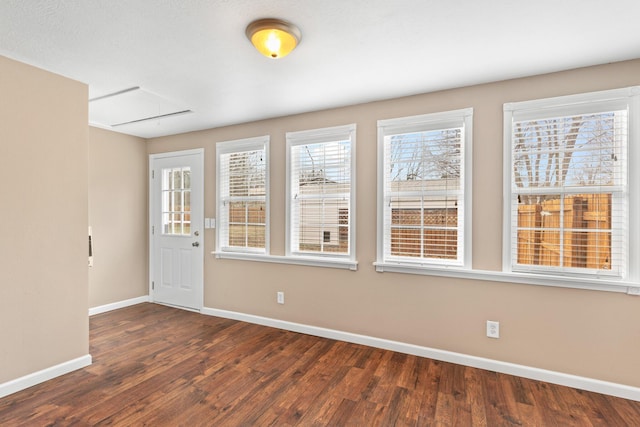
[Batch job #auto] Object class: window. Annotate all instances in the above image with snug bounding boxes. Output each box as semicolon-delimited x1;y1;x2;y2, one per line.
377;109;473;270
162;167;191;235
504;87;640;282
286;124;356;260
216;136;269;254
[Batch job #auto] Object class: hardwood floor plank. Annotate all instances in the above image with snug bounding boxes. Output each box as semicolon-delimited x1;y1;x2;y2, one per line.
346;399;386;426
416;358;442;422
464;366;489;426
482;370;527;426
398;356;431;424
495;372;525;424
294;365;354;425
1;303;639;426
272;341;351;424
614;397;640;425
582;390;631;427
379;385;412;426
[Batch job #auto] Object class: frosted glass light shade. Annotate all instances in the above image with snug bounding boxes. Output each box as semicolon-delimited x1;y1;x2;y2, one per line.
246;19;301;59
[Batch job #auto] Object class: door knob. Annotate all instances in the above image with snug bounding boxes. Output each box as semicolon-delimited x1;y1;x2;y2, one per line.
192;241;200;247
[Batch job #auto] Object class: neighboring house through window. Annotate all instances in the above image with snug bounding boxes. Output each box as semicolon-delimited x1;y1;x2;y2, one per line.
286;124;356;261
376;108;473;271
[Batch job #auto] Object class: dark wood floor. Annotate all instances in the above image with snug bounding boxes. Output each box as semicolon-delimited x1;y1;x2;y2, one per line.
1;303;639;426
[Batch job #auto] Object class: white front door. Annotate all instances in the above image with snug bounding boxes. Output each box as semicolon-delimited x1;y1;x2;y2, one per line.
150;149;204;311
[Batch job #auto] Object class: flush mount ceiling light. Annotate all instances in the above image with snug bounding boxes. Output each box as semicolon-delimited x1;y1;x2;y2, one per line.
245;18;301;59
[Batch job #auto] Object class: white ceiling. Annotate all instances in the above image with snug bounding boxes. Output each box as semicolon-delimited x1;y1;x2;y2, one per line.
1;0;639;139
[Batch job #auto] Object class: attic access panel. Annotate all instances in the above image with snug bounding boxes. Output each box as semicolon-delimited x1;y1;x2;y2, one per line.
89;87;191;128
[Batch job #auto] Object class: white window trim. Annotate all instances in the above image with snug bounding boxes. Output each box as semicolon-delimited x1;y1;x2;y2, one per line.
376;108;473;273
502;86;640;286
215;135;270;255
285;124;357;266
213;251;358;271
372;261;640;295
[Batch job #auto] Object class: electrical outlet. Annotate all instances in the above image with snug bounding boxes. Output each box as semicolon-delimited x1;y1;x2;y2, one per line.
277;291;285;304
486;320;500;339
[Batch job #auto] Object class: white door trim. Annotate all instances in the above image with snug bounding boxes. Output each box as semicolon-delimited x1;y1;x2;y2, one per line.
149;148;205;310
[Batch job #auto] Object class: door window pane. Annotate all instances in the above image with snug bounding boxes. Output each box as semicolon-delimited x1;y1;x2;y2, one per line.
162;167;191;235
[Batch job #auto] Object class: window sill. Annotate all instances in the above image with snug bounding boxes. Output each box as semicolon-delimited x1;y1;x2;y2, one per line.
373;262;640;295
213;251;358;271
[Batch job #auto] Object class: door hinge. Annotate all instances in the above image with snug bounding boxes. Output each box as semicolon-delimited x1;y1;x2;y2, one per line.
152;225;155;235
152;281;155;290
152;170;155;179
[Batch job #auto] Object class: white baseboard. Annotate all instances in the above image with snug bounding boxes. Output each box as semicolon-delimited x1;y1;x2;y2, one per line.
89;295;150;316
0;355;92;399
202;307;640;402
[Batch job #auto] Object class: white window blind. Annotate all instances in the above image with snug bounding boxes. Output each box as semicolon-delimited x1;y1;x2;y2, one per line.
287;124;355;259
504;87;640;281
217;136;268;253
378;109;473;268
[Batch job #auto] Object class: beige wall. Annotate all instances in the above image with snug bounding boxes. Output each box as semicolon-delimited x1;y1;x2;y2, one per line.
0;56;89;383
148;59;640;388
88;127;148;308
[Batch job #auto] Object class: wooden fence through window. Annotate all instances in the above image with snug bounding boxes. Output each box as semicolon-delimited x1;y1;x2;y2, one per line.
517;194;611;270
390;208;458;259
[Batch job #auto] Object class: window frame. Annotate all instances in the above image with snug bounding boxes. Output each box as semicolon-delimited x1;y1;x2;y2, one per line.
215;135;270;255
503;86;640;284
375;108;473;273
286;124;357;263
